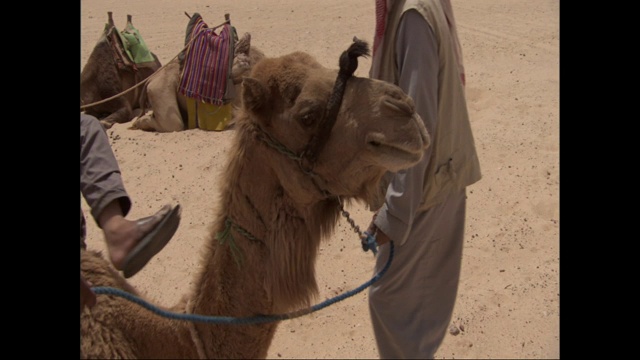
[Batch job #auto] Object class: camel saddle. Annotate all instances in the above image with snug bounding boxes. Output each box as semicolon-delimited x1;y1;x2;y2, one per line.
178;13;238;131
103;13;159;73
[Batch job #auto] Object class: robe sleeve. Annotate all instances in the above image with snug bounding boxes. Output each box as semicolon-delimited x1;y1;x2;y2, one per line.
374;9;439;246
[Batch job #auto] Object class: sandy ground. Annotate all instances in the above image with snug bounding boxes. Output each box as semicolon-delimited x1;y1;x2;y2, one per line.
80;0;560;358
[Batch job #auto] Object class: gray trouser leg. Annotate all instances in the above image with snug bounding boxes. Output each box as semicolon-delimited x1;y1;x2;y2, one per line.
80;113;131;230
369;189;466;359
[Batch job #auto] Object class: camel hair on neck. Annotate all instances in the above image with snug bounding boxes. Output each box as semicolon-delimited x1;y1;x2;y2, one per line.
80;38;430;359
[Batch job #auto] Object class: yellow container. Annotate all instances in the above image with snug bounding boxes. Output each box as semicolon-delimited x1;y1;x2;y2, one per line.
186;97;232;131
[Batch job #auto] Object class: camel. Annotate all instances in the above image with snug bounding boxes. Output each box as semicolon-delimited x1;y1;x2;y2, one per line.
80;38;430;358
130;28;266;132
80;12;162;129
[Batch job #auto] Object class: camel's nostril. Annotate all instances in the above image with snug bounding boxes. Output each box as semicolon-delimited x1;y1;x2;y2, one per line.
382;96;414;116
366;132;386;148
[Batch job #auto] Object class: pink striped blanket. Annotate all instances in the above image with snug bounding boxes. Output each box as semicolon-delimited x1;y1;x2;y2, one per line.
178;16;232;105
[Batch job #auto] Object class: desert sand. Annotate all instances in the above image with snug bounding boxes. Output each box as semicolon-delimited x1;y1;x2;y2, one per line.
80;0;559;358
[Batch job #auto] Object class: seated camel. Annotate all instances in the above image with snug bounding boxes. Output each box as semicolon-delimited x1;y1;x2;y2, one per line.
80;12;161;129
129;32;266;132
80;38;430;358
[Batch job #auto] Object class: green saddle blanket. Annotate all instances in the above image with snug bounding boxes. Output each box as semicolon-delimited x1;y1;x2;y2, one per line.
105;21;156;65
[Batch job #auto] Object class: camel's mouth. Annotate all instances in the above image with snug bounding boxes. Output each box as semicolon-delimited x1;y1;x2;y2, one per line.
366;132;426;171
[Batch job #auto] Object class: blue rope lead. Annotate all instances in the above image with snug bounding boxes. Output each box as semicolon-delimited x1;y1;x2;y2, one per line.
92;242;394;325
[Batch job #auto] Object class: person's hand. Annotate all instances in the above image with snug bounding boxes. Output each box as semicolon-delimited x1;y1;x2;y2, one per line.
361;212;390;246
81;275;97;314
365;218;377;238
373;228;390;245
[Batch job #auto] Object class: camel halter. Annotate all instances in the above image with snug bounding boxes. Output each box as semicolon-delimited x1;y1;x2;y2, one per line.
252;38;370;197
247;38;370;179
251;125;379;254
251;37;378;253
301;37;370;171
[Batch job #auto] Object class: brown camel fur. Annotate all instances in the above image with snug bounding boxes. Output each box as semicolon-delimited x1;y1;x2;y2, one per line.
130;32;266;132
80;13;161;129
80;40;430;358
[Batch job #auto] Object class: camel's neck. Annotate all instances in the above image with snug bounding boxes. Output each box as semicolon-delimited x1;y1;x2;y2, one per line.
186;122;341;358
82;121;346;359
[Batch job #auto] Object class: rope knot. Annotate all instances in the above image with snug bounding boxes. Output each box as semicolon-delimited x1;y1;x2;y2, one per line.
362;231;379;256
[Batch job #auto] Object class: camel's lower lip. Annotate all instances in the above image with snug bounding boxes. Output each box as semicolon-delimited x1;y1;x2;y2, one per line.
367;141;424;168
366;131;425;157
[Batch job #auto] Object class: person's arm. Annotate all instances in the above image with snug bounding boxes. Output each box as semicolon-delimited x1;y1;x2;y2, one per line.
373;9;439;247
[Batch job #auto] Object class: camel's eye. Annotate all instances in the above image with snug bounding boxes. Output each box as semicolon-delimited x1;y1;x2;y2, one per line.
296;105;323;127
300;113;315;126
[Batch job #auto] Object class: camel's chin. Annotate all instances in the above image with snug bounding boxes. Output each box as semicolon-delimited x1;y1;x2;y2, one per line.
362;173;393;211
366;192;386;211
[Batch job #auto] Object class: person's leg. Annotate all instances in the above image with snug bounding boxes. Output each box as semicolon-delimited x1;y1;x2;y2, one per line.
80;113;134;269
80;113;132;223
80;113;180;277
97;200;172;270
369;189;467;359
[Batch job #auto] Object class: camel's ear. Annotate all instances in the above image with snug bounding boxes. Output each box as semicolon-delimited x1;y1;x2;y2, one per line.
235;33;251;57
242;77;267;112
242;77;271;125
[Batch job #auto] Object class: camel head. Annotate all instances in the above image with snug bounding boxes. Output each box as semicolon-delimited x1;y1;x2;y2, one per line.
238;38;430;210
